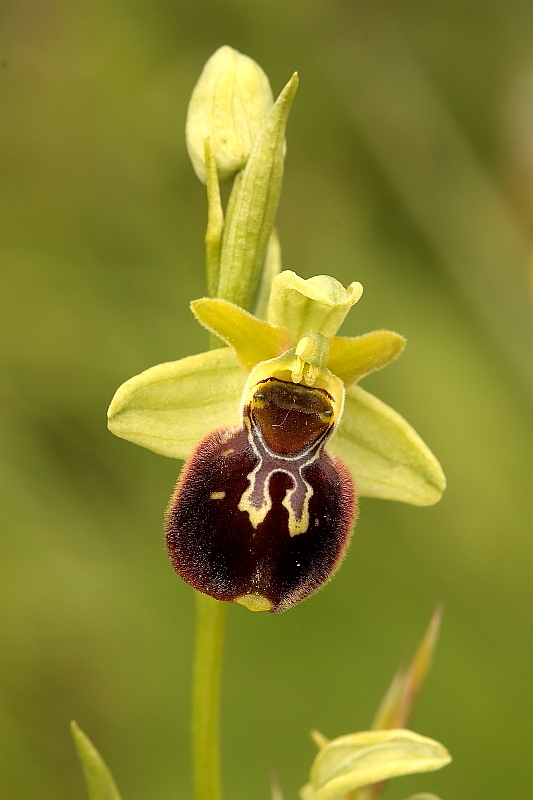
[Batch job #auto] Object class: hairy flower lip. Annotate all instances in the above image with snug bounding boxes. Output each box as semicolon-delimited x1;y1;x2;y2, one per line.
165;416;357;612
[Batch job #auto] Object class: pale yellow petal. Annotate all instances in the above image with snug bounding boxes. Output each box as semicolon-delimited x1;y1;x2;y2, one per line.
327;331;405;387
191;297;290;371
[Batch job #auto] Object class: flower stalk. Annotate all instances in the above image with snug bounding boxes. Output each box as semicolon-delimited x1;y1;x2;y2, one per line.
192;592;228;800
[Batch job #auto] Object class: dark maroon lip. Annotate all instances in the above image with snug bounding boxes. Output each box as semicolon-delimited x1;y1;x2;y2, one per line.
165;423;357;613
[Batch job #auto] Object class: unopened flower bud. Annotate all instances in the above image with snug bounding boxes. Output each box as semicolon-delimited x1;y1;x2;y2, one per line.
186;45;274;184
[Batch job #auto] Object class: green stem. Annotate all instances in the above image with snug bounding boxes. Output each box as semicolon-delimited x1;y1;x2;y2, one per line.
192;591;228;800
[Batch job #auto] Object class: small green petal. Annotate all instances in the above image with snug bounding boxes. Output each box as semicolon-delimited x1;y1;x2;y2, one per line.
268;271;363;341
190;297;290;371
107;348;245;459
329;386;446;506
304;729;451;800
327;331;405;387
71;721;123;800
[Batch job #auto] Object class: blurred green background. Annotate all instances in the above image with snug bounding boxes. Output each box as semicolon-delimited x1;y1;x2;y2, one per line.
2;1;533;798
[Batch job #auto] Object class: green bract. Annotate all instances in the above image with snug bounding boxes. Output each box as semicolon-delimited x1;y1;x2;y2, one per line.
108;270;445;507
216;74;298;309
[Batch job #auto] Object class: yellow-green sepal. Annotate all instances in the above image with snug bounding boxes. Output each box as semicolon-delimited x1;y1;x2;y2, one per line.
190;297;290;371
301;729;451;800
107;349;245;460
327;331;405;386
267;271;363;341
71;721;123;800
329;386;446;506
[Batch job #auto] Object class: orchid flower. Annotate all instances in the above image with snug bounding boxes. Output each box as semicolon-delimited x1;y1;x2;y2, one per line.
107;46;445;613
108;270;445;612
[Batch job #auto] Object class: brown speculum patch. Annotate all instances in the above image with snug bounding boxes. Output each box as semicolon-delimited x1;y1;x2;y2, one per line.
250;378;334;455
165;378;357;612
